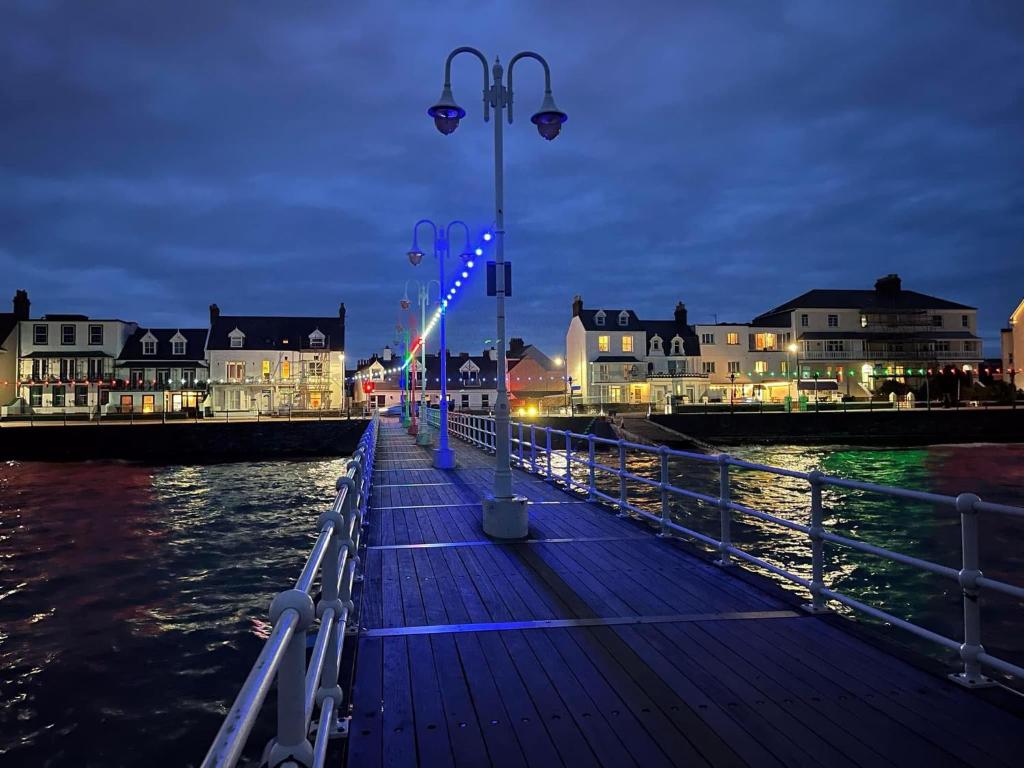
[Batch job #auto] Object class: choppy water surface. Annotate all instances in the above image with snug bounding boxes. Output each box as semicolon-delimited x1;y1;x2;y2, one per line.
1;444;1023;766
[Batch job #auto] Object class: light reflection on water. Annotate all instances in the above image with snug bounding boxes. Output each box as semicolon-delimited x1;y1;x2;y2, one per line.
0;458;349;766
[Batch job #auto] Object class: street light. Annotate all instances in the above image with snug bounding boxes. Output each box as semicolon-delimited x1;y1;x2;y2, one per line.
409;219;471;469
428;46;567;539
405;278;441;446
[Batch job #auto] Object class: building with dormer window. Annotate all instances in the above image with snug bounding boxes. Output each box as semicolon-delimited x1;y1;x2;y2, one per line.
352;348;499;412
109;327;209;414
206;303;346;414
566;296;709;407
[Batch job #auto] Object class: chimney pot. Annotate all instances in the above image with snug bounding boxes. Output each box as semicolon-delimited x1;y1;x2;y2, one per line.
209;303;220;323
572;295;583;317
674;301;688;326
12;289;30;321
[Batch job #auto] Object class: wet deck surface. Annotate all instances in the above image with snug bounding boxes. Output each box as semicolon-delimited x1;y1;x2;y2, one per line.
346;419;1024;767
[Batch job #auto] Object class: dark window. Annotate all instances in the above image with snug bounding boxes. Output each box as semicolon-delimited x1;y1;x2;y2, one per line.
461;394;470;408
75;385;88;406
88;358;105;379
130;368;144;387
61;324;76;345
183;369;196;387
34;324;48;345
88;324;103;345
481;394;489;408
800;314;808;327
931;315;943;327
156;369;170;387
961;314;969;328
30;386;43;407
827;314;839;327
143;339;157;355
53;385;65;407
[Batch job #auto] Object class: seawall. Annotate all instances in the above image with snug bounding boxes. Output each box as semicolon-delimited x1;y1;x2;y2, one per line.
0;419;369;463
651;409;1024;446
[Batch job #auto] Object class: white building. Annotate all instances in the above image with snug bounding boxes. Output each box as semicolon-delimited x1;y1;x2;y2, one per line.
1002;298;1023;390
751;274;982;400
109;327;209;415
14;309;137;414
692;323;794;403
566;297;710;407
352;348;499;412
206;303;346;414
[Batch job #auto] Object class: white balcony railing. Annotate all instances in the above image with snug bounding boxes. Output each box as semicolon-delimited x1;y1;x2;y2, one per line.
800;350;976;361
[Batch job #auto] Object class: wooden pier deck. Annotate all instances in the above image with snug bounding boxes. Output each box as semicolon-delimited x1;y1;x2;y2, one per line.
346;420;1024;767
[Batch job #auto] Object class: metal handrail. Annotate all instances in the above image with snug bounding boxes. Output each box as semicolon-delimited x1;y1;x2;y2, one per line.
424;407;1024;688
201;412;377;768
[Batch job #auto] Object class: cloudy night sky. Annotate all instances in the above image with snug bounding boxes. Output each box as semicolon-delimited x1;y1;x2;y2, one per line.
2;0;1022;361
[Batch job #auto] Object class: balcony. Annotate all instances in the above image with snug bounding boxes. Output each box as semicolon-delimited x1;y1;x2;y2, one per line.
800;350;976;361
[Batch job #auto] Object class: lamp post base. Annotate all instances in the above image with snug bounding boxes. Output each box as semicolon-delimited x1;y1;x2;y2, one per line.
416;429;432;447
408;423;418;436
433;446;456;469
482;494;529;539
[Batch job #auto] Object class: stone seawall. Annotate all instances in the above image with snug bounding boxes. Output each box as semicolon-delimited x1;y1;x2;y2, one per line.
0;419;369;463
651;409;1024;446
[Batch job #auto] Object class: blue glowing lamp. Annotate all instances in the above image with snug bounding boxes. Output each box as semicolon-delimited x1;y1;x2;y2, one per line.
428;84;465;135
482;232;492;242
531;92;568;140
474;247;483;256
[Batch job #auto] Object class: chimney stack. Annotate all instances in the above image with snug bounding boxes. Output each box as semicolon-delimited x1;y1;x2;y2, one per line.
674;301;688;326
338;302;346;322
508;337;526;359
874;274;902;294
209;303;220;323
382;346;392;362
572;295;583;317
13;290;29;321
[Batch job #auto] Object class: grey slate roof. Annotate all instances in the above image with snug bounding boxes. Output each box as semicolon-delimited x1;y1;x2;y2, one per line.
576;309;643;331
356;352;499;384
755;289;974;322
208;315;344;352
118;328;208;363
639;320;701;356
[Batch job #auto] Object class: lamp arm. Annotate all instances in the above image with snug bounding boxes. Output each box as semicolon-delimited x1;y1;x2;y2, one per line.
412;218;438;254
445;220;473;255
506;51;553;124
444;47;491;122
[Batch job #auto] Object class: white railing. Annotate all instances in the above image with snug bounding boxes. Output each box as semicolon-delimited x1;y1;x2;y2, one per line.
424;407;1024;688
800;350;973;361
201;413;377;768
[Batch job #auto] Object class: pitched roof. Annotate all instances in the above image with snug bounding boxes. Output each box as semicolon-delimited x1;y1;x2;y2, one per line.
755;288;974;320
639;321;701;355
576;309;644;331
208;315;344;351
0;313;16;351
355;352;500;385
118;328;208;363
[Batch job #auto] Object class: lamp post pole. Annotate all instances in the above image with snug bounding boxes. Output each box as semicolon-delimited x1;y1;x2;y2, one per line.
405;280;440;446
428;47;567;539
408;220;471;468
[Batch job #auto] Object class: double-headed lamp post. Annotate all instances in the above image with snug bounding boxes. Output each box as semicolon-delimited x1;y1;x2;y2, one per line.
408;219;472;469
427;46;567;539
404;279;441;446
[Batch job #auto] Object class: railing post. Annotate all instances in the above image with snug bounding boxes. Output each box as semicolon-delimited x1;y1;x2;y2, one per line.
518;421;524;467
657;446;670;537
801;470;830;614
714;454;732;566
530;424;537;473
583;434;595;499
616;441;628;517
266;589;316;768
545;427;552;481
949;493;994;687
564;430;573;489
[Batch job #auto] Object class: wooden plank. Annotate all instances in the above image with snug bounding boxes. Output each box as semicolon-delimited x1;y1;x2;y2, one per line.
407;634;455;768
381;636;417;766
346;637;383;768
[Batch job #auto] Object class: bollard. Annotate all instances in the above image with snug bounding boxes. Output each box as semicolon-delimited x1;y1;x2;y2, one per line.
658;446;670;538
715;454;732;566
801;470;830;613
949;493;994;687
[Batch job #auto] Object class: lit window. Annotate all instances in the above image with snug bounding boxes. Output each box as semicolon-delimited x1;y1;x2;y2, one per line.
226;361;245;381
281;360;291;379
755;361;767;373
61;324;76;345
827;315;839;327
726;332;739;345
308;361;323;376
860;315;868;328
701;333;714;344
621;336;633;353
143;339;156;355
172;340;185;355
142;395;155;414
755;333;776;350
598;335;609;352
262;360;271;378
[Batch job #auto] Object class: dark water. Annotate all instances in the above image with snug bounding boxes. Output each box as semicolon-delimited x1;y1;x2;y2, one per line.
1;445;1023;766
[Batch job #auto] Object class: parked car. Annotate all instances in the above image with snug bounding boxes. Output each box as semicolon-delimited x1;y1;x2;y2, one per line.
383;404;404;417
